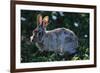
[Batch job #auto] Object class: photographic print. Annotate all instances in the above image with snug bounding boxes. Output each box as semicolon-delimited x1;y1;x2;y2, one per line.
11;1;96;72
21;10;88;62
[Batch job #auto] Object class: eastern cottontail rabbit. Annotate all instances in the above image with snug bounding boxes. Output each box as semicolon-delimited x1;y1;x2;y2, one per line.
30;14;78;55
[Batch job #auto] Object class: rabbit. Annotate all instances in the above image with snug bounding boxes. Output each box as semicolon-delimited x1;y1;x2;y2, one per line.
30;14;78;56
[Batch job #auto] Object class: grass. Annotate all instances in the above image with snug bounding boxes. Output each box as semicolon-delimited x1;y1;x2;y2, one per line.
21;43;89;63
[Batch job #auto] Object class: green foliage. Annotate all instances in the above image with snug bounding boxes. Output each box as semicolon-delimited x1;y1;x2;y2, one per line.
21;10;89;63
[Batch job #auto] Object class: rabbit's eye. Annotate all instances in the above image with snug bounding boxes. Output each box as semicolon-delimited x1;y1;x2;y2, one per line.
38;32;43;37
38;32;41;36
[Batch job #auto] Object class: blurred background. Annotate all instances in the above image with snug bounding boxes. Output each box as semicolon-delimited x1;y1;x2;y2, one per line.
21;10;89;63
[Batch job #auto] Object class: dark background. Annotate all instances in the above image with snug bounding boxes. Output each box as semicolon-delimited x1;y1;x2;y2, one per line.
21;10;89;63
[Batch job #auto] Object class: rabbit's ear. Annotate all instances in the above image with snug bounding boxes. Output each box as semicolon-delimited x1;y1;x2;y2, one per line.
43;16;49;27
37;14;42;25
